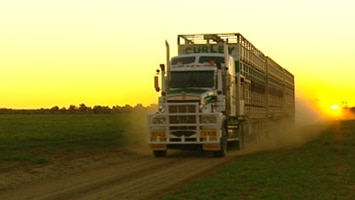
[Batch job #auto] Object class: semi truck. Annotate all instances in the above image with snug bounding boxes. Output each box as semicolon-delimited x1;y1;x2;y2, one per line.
147;33;295;157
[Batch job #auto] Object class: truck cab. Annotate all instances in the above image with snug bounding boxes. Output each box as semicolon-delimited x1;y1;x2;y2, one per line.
147;53;236;157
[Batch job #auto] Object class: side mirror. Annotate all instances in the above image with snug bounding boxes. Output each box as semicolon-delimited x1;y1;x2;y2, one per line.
154;76;160;92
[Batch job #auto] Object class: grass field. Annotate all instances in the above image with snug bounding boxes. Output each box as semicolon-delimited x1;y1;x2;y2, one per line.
163;120;355;200
0;113;145;165
1;114;354;199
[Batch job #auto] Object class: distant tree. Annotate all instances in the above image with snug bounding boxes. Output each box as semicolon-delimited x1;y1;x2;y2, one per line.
92;105;111;114
79;103;90;113
0;108;11;114
51;106;59;110
133;104;146;112
111;105;119;113
50;106;59;113
122;104;133;113
68;105;77;113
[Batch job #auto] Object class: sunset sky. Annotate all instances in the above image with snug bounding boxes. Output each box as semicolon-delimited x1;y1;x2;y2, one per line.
1;0;354;116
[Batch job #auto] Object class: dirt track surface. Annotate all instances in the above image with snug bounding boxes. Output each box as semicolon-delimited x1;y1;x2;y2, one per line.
0;148;241;200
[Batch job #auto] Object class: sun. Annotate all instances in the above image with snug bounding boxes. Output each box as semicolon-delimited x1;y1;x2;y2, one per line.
330;104;340;110
323;104;343;119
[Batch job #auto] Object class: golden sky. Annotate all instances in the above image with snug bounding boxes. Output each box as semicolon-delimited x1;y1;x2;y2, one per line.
1;0;354;113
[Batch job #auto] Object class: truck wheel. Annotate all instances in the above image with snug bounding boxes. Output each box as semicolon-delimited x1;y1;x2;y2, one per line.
214;127;227;157
153;150;167;157
237;123;245;150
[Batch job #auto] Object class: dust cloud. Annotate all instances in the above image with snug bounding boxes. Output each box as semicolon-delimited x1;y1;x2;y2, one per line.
121;95;339;156
241;95;330;155
342;108;355;120
121;109;156;155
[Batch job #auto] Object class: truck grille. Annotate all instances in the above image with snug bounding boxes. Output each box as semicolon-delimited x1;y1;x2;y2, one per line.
168;103;199;138
169;116;196;124
148;102;220;143
168;104;197;113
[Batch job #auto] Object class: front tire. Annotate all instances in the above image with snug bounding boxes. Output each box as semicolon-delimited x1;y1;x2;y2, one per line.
214;127;227;157
153;150;167;157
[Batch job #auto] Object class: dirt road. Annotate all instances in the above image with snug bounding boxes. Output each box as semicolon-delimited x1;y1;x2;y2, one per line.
0;120;324;200
0;148;241;200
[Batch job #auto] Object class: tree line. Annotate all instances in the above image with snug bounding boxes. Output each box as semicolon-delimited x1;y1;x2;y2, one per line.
1;104;355;116
0;103;157;114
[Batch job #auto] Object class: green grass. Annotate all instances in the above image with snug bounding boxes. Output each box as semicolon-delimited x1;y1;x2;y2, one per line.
163;120;355;200
2;114;353;199
0;113;143;164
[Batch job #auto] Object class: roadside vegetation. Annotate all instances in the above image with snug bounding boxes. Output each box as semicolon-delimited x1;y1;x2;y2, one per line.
0;103;152;165
0;103;150;114
0;113;146;165
163;120;355;200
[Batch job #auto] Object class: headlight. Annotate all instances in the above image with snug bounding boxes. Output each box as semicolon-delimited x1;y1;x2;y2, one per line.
152;116;167;124
200;130;217;138
151;131;167;139
158;105;165;113
200;115;217;124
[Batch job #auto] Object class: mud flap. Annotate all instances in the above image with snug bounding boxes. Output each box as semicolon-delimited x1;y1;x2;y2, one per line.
203;143;221;151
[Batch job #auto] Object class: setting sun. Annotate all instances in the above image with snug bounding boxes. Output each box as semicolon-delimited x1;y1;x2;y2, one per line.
322;104;344;119
331;105;340;110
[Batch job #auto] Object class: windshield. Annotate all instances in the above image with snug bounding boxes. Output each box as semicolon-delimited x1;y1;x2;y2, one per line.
199;56;224;64
171;57;195;65
170;71;214;88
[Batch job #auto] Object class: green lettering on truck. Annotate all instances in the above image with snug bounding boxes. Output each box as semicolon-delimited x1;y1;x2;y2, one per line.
186;47;193;54
182;45;235;54
210;45;217;53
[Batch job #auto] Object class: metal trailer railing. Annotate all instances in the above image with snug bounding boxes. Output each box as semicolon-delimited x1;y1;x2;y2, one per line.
177;33;295;120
